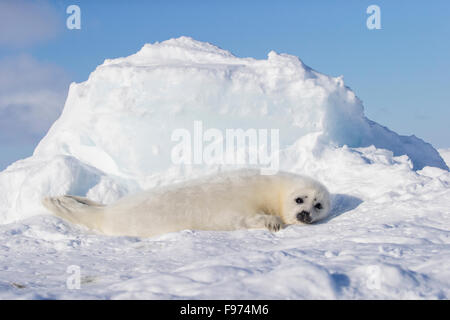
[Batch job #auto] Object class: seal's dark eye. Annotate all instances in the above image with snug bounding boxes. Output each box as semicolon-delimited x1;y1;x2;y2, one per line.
295;197;303;204
315;203;323;210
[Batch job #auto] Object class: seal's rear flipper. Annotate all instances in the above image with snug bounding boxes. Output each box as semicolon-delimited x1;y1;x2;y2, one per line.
61;195;105;207
42;195;105;231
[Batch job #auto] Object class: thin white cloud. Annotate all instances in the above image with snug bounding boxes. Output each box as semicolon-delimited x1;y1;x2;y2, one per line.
0;54;71;143
0;0;61;47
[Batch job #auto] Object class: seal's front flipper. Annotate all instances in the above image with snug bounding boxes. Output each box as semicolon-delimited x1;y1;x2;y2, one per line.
243;214;285;232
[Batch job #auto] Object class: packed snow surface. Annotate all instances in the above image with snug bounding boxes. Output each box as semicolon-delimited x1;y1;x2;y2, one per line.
0;37;449;299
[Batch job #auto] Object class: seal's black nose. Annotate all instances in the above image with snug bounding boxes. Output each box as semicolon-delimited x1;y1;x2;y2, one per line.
297;210;312;223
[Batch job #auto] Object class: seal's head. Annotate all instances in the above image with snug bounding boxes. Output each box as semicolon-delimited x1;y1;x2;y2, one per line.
281;176;331;225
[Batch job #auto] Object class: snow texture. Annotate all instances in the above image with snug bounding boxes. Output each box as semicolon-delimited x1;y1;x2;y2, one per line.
0;37;448;299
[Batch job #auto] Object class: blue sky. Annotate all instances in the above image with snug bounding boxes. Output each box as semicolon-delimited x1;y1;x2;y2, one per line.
0;0;449;170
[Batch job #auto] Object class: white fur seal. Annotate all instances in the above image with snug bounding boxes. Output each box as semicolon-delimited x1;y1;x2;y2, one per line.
42;169;331;238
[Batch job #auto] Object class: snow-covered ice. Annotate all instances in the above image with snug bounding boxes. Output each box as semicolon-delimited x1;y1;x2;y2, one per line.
0;37;448;299
439;148;450;168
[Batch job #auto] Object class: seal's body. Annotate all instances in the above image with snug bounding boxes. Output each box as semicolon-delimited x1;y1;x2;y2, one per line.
42;169;331;237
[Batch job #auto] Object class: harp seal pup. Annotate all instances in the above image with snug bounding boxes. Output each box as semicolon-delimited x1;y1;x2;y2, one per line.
42;169;331;238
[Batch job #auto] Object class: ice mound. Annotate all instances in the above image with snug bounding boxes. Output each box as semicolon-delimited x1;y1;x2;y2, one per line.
0;37;448;224
439;148;450;167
